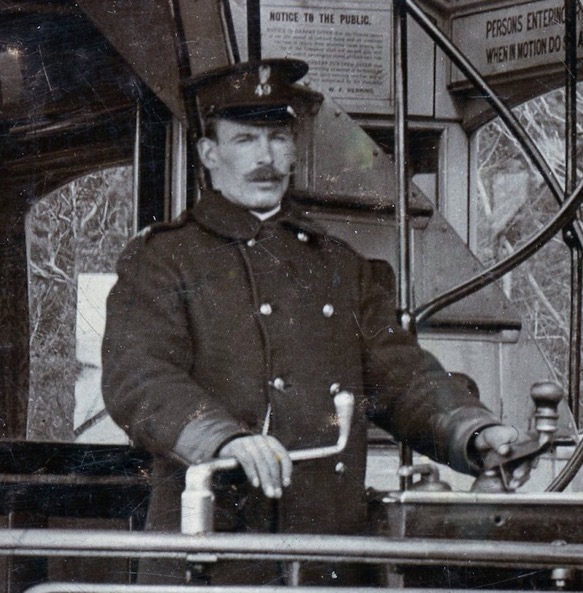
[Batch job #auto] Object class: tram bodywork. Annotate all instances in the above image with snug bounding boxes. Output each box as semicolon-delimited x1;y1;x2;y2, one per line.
2;0;583;590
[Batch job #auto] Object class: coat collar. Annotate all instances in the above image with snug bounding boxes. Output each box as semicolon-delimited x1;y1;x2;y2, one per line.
192;189;323;241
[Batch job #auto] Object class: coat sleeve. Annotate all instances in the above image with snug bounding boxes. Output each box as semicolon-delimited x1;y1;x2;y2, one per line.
101;234;245;464
360;259;500;474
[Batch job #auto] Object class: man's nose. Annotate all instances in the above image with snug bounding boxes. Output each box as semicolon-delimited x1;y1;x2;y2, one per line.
256;135;274;164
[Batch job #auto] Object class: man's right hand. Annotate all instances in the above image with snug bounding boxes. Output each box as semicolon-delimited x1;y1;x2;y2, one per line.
218;435;292;498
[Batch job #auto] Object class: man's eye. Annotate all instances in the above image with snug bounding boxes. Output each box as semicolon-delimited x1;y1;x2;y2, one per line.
234;135;255;143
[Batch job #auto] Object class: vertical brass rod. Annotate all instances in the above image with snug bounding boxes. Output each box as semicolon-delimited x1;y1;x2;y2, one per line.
393;0;412;329
565;0;582;426
393;0;414;490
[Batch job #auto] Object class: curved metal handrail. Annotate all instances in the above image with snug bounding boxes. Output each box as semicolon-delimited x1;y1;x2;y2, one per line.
404;0;583;488
404;0;583;326
406;0;582;242
547;437;583;492
414;176;583;324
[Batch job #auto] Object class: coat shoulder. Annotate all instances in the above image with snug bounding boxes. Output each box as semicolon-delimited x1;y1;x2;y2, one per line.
129;211;218;254
117;211;210;272
139;210;196;242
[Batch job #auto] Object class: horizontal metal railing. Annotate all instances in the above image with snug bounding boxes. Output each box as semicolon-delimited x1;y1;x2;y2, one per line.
1;528;583;568
23;586;560;593
0;527;576;591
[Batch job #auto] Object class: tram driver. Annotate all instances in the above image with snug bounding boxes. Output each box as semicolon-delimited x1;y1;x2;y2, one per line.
101;59;530;586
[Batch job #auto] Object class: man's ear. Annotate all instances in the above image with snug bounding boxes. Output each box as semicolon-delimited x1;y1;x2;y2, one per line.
197;137;218;170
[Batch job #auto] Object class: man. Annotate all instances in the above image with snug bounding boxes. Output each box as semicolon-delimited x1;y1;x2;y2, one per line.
102;59;529;585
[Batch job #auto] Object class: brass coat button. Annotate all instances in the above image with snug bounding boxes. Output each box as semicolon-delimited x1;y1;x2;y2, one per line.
322;304;334;318
272;377;286;391
329;383;341;395
260;303;273;316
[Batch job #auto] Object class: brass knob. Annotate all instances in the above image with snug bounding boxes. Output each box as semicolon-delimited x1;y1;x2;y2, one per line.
530;382;563;445
530;382;563;406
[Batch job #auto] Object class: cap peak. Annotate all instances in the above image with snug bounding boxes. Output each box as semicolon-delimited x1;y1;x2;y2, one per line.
183;59;323;125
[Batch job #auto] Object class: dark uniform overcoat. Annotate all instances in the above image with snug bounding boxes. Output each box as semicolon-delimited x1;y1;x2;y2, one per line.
102;190;500;584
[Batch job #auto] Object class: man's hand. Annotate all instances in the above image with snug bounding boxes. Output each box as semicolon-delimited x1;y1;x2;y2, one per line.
218;435;292;498
473;425;532;490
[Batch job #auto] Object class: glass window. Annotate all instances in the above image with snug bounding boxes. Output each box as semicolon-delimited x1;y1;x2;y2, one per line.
474;88;575;390
27;167;133;442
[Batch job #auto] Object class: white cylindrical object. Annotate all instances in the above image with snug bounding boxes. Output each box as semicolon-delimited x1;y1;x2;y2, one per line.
181;489;215;535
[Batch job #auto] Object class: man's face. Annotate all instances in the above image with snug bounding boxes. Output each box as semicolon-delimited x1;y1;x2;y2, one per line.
197;119;297;211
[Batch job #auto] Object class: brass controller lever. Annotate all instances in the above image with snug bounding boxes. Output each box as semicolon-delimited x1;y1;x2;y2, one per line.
181;390;355;534
473;382;563;493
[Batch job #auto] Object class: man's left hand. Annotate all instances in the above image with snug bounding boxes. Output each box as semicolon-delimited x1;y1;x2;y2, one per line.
473;425;532;490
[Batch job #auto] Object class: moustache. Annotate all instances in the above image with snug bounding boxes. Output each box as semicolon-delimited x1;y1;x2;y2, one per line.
246;166;287;183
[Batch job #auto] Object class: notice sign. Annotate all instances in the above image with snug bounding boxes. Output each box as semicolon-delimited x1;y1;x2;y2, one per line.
451;0;583;86
261;0;392;114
